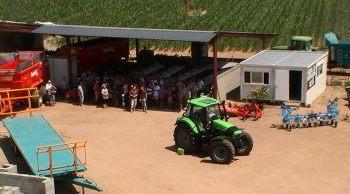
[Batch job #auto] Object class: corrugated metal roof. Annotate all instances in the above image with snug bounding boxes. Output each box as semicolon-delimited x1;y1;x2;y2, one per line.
0;21;278;43
241;50;327;68
30;24;217;42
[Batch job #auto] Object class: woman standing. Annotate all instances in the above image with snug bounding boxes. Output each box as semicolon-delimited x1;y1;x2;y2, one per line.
101;85;109;108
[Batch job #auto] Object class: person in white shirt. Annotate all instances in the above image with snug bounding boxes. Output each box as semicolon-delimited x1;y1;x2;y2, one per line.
122;83;129;107
45;80;57;106
77;81;84;106
101;85;109;108
153;82;160;102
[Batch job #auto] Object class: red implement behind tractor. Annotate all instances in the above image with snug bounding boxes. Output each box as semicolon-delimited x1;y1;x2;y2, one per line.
220;102;262;121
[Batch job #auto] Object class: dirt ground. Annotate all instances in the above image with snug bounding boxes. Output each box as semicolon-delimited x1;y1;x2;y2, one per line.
0;84;349;194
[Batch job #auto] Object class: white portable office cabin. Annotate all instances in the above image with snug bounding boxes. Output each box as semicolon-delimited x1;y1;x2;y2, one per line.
240;50;327;106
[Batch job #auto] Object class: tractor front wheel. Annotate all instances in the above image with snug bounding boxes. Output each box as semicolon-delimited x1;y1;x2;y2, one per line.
235;131;253;156
174;124;198;154
209;139;235;164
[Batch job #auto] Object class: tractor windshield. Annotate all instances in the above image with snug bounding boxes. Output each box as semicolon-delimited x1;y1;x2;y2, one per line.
208;105;220;116
291;40;306;50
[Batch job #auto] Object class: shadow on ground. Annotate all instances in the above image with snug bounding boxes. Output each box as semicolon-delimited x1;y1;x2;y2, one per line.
0;135;79;194
0;135;31;174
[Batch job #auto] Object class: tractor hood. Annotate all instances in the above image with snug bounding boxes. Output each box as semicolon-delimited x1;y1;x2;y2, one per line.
212;119;234;131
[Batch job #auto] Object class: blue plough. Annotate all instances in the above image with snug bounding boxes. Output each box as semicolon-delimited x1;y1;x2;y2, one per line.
280;100;339;131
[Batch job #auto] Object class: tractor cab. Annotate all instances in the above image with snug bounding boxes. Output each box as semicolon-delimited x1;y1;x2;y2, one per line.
290;36;314;50
272;36;317;51
183;97;222;133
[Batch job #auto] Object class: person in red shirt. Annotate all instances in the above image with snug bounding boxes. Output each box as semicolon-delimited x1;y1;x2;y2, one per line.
139;85;148;112
129;85;138;113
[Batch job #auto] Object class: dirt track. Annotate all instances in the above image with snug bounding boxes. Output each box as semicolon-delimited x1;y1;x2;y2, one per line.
1;85;350;194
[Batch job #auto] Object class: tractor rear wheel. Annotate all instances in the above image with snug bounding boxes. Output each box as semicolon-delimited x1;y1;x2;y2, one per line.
235;131;253;156
209;139;235;164
174;124;198;154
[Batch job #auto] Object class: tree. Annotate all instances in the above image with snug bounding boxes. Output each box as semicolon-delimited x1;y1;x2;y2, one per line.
250;86;269;108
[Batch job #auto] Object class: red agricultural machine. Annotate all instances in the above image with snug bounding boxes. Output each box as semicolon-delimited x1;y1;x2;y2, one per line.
60;38;129;73
0;51;48;115
220;102;262;121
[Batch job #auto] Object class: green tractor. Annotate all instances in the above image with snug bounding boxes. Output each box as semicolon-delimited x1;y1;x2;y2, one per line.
173;96;253;164
272;36;318;51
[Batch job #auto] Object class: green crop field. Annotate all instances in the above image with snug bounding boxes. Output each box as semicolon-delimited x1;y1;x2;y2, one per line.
1;0;349;51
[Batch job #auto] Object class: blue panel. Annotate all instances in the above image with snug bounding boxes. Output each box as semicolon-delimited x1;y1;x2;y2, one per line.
2;115;86;176
56;174;102;191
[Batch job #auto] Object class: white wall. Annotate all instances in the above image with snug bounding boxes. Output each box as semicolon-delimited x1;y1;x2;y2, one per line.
217;65;240;101
0;164;54;194
47;56;77;89
305;58;327;105
240;66;273;100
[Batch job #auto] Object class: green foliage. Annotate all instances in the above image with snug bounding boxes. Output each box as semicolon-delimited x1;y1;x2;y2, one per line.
1;0;349;51
251;86;270;102
345;81;350;87
46;36;65;47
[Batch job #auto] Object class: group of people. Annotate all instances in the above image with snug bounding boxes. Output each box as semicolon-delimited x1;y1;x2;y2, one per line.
50;71;207;113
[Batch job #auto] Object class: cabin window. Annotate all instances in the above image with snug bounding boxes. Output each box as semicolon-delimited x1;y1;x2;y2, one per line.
244;71;269;85
244;72;250;83
317;64;323;77
264;72;269;84
251;72;263;83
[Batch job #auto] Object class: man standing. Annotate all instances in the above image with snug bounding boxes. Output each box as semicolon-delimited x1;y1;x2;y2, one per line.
45;80;57;106
122;82;129;108
77;81;84;106
129;85;138;113
93;79;100;106
139;85;148;112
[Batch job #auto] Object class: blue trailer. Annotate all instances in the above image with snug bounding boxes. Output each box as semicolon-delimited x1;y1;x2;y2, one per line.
2;115;102;192
324;32;350;68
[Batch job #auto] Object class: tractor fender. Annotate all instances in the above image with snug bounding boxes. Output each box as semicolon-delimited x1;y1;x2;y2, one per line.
175;117;200;135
